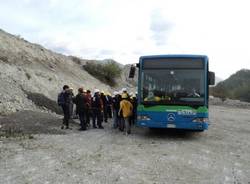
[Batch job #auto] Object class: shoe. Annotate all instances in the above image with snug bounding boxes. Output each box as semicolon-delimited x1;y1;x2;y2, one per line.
78;128;86;131
98;126;104;129
127;130;131;134
66;127;72;130
119;127;124;132
61;125;64;129
93;125;97;129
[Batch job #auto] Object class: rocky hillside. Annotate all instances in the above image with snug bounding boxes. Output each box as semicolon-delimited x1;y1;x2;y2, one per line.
0;29;136;115
210;69;250;102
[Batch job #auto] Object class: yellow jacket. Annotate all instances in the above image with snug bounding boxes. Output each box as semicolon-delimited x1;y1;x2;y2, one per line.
119;99;133;118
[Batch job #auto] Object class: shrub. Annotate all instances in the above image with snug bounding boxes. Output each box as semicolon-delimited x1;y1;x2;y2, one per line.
0;56;8;63
0;127;34;139
83;60;122;86
70;56;82;65
25;72;31;80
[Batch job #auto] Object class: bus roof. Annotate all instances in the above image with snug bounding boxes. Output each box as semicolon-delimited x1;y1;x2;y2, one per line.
139;54;208;60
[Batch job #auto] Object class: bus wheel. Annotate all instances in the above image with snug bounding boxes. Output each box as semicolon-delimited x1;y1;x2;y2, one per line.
193;129;204;132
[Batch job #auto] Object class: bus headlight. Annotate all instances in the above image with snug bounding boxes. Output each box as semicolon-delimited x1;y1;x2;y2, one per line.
192;118;209;123
137;115;151;121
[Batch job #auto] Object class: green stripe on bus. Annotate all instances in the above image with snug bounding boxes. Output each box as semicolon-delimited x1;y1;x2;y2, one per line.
137;105;208;113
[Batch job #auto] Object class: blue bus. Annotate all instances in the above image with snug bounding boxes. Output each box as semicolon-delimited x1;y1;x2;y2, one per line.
129;55;215;131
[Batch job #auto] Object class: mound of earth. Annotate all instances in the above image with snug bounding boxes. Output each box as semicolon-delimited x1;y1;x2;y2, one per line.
0;110;78;135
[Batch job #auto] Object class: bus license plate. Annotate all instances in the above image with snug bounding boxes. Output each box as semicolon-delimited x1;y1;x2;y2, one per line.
167;124;176;128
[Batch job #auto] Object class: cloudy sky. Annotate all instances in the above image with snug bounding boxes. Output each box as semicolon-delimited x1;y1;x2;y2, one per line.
1;0;250;79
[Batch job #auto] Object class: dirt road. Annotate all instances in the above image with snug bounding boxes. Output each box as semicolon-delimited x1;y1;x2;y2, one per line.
1;105;250;184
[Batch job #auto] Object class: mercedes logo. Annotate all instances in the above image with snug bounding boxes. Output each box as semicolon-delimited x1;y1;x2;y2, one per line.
167;113;175;122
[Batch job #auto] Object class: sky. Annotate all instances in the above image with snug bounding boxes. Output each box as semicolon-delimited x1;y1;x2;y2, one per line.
1;0;250;79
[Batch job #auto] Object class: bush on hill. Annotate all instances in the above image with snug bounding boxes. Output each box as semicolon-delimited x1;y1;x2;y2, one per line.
83;60;122;86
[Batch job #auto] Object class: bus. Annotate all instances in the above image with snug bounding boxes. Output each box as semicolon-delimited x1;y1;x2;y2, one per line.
129;55;215;131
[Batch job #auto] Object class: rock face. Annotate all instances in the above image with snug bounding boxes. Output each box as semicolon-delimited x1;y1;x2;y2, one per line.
0;29;136;115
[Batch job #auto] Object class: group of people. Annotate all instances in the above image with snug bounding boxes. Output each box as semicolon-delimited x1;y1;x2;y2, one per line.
57;85;137;135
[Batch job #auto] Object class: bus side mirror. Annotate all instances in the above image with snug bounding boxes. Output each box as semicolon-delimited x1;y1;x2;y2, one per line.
129;65;136;78
209;71;215;85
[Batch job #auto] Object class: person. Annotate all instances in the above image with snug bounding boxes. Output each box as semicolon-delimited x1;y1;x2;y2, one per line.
130;94;137;125
122;88;127;93
106;93;113;119
119;93;133;135
117;93;123;131
122;88;129;97
92;89;104;129
73;88;88;131
68;87;75;119
58;85;71;129
85;89;92;128
112;91;120;129
100;91;108;123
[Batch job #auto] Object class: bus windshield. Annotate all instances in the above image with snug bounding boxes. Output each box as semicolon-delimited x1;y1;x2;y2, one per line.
141;69;205;106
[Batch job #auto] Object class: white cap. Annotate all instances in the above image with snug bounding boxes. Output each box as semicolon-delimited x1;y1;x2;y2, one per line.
122;88;127;92
113;91;119;95
129;92;134;96
94;89;100;93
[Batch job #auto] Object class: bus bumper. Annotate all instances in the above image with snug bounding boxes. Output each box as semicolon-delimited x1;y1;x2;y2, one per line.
136;120;209;131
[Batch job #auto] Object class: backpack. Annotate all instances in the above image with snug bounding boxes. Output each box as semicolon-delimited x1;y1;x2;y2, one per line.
57;92;65;106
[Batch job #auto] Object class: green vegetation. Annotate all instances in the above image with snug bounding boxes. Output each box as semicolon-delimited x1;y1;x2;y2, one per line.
210;69;250;102
83;60;122;86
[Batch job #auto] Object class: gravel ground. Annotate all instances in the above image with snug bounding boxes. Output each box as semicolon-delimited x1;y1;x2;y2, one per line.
1;105;250;184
